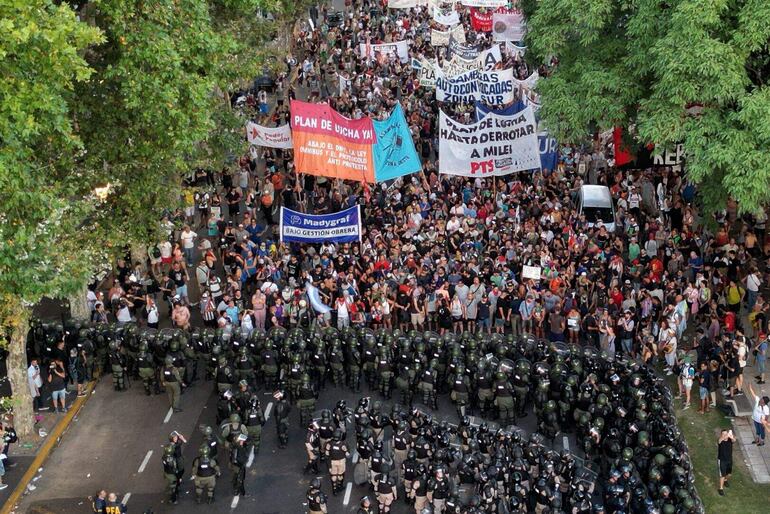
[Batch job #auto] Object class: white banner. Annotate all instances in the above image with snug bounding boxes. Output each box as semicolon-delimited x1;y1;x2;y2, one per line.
434;8;460;26
442;55;478;76
439;106;540;176
505;41;527;58
436;69;478;103
460;0;507;6
436;67;514;104
388;0;428;7
479;44;502;70
441;45;501;76
419;58;438;87
493;11;526;41
513;70;539;90
337;72;352;95
479;68;514;105
359;41;410;63
246;122;293;149
431;24;466;46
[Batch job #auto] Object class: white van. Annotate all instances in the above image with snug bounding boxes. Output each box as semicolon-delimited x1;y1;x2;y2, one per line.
577;185;616;232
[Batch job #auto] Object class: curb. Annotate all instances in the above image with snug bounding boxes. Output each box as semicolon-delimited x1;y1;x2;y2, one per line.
1;378;98;514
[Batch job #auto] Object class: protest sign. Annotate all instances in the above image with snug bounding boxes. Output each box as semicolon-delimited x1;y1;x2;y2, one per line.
246;122;293;149
522;265;542;280
478;68;514;105
470;8;493;31
434;8;460;26
280;205;362;244
290;100;376;182
373;103;422;181
439;106;540;176
493;11;526;41
359;41;410;63
419;58;438;87
336;72;351;95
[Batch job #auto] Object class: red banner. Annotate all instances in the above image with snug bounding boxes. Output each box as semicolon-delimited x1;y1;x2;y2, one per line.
470;8;493;32
290;100;377;182
613;126;634;166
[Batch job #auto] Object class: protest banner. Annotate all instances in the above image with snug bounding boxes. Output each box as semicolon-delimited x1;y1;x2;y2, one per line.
460;0;507;6
359;41;410;63
280;205;362;244
419;58;438;87
435;69;479;103
476;101;559;171
373;103;422;181
439;106;540;176
448;37;480;60
478;68;514;105
478;44;502;70
388;0;427;7
411;58;423;70
442;55;478;76
433;8;460;26
290;100;376;182
246;122;293;149
493;10;526;41
505;41;527;58
513;70;538;90
431;24;465;46
470;8;493;31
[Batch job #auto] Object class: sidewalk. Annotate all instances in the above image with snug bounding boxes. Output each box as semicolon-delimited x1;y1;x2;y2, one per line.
735;358;770;484
1;381;97;514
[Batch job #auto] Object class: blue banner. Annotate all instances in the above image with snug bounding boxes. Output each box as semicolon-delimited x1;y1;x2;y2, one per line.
476;101;557;170
280;205;362;244
373;103;422;182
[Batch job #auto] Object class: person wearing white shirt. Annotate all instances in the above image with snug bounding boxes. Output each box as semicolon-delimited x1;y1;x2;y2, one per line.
146;297;160;329
748;382;770;446
27;358;47;412
336;294;351;329
179;226;198;267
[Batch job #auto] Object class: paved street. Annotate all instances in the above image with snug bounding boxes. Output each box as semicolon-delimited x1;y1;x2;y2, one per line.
17;370;576;513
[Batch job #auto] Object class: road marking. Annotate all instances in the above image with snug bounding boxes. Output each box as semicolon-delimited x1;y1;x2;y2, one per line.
163;407;173;424
562;436;570;452
342;482;352;506
264;402;274;420
352;452;359;463
231;495;240;509
122;493;131;505
138;450;153;473
246;447;255;468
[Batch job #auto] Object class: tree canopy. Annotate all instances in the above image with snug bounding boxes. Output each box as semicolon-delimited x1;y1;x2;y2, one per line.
525;0;770;213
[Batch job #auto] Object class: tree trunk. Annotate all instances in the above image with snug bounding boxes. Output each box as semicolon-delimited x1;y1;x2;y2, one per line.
68;283;90;321
5;305;35;437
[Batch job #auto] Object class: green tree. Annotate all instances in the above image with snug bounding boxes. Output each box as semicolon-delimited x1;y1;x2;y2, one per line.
74;0;309;247
0;0;104;435
525;0;770;213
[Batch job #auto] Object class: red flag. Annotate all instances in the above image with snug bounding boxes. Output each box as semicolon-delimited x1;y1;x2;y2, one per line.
613;126;634;166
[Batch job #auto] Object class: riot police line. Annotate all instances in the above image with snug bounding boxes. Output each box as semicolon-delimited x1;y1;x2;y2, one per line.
27;318;702;513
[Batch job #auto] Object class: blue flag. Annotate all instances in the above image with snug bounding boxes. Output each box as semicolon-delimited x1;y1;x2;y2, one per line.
373;103;422;182
476;101;557;171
